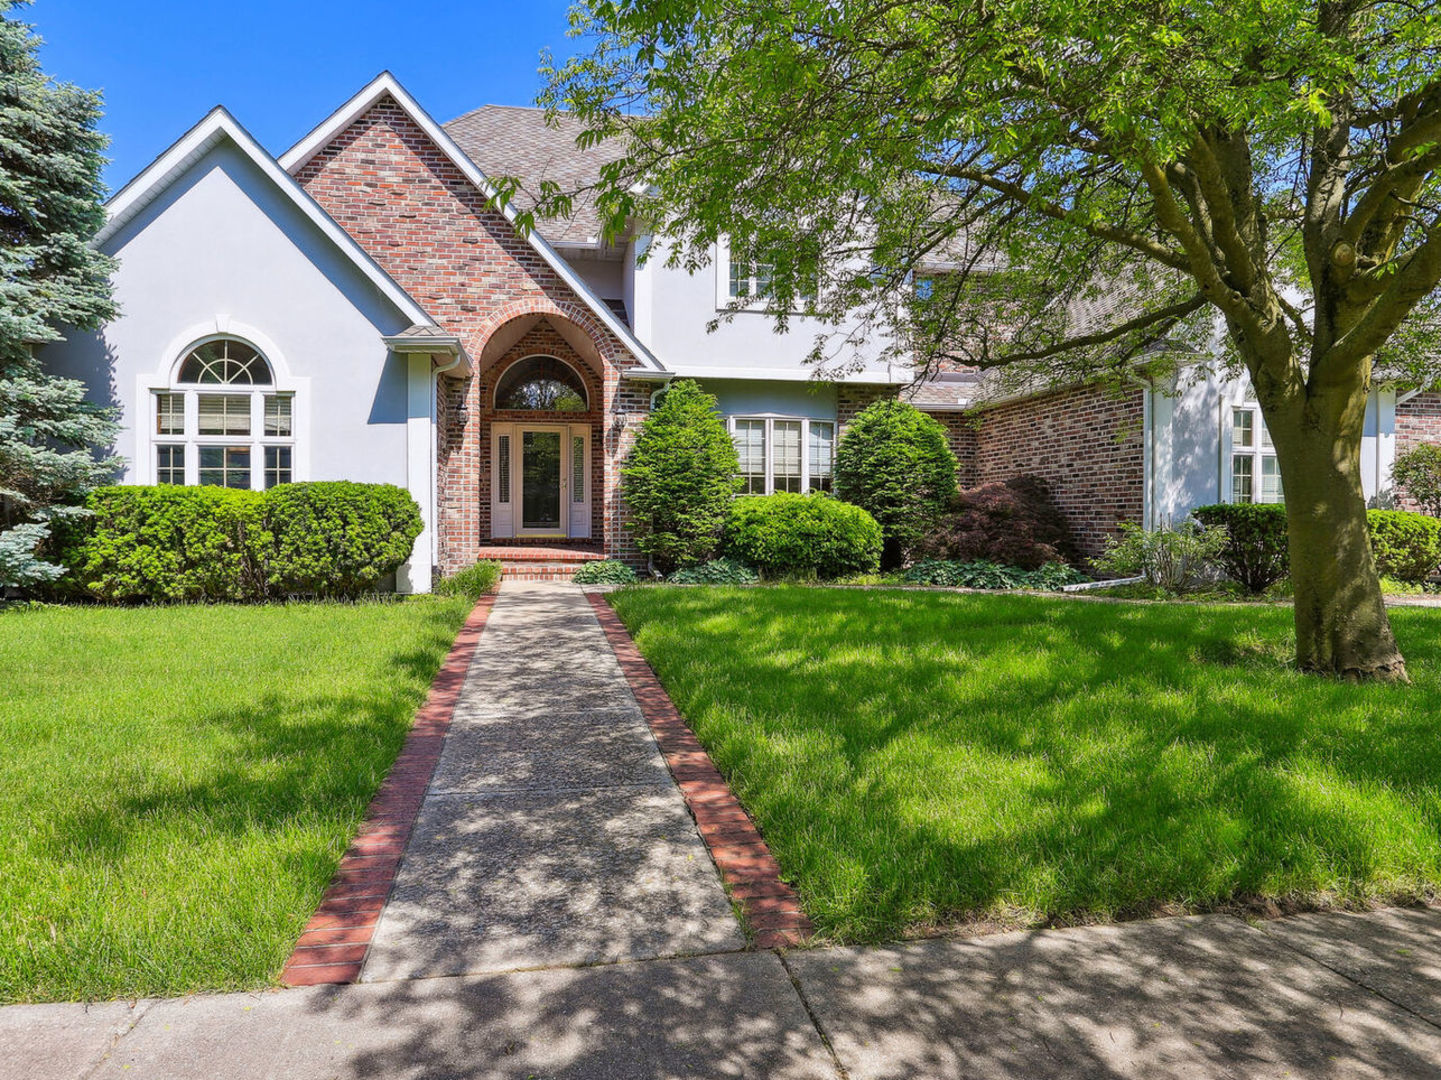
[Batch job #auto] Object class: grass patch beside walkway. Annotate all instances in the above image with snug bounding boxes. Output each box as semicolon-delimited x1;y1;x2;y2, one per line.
610;587;1441;943
0;596;473;1003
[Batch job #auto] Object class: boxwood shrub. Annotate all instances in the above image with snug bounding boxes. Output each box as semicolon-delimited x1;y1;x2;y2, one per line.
1191;503;1290;593
722;493;882;579
59;482;423;602
1368;509;1441;583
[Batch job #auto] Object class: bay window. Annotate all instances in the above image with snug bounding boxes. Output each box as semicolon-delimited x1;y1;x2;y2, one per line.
730;416;836;495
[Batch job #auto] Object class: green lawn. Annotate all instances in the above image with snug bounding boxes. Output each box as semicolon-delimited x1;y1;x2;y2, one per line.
0;596;473;1003
610;587;1441;943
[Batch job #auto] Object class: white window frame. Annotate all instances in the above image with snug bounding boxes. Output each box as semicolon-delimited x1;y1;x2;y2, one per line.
715;238;818;312
728;415;836;495
1226;403;1282;504
139;327;308;491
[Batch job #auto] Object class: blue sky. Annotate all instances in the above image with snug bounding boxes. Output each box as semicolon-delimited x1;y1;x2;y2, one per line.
31;0;584;191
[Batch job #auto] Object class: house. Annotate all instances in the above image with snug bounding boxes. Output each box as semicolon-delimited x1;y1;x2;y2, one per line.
40;72;1437;587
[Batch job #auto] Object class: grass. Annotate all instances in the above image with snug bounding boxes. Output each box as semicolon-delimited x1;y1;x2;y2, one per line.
0;595;473;1003
610;586;1441;943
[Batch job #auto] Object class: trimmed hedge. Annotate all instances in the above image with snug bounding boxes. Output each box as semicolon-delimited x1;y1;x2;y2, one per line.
722;493;882;579
1368;510;1441;583
59;483;423;602
903;559;1086;590
1191;503;1290;594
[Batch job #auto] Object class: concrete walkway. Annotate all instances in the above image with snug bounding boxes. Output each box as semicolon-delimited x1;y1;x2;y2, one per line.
361;581;743;980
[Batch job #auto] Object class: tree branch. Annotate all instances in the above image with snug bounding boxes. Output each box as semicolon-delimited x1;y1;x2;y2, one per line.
989;293;1207;364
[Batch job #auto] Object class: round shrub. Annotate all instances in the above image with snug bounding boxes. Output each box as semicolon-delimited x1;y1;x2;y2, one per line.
668;557;759;585
60;485;269;602
1367;509;1441;583
721;493;882;579
573;559;639;585
1392;443;1441;517
264;482;423;598
434;560;502;599
621;380;740;573
834;398;958;568
1191;503;1290;593
918;475;1078;569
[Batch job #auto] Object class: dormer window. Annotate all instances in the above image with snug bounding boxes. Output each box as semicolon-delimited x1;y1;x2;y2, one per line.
149;335;299;489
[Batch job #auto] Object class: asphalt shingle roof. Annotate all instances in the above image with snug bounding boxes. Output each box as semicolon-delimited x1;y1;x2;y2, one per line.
444;105;624;246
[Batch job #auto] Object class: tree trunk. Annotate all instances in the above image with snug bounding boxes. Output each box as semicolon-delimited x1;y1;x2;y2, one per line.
1275;418;1408;682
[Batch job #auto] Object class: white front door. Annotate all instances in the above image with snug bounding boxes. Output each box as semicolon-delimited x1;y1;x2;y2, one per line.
490;423;590;539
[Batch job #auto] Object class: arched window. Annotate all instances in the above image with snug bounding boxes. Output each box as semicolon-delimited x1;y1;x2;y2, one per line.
150;335;297;490
495;355;589;411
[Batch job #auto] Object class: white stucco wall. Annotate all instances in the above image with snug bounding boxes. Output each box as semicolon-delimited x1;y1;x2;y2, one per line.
696;378;839;421
631;236;907;383
1148;366;1396;525
41;137;414;489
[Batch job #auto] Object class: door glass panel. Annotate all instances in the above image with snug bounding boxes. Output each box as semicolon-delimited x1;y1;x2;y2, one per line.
522;430;562;530
572;434;585;503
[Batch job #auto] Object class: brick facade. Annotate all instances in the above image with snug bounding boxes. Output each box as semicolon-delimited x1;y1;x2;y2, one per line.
1394;392;1441;512
292;93;648;572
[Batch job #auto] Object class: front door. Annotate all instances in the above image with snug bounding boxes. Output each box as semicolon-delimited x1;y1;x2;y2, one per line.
491;423;590;539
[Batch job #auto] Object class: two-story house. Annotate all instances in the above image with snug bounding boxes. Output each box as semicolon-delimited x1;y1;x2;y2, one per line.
41;72;1439;587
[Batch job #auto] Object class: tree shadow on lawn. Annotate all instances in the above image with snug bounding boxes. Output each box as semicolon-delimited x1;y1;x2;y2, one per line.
618;588;1441;940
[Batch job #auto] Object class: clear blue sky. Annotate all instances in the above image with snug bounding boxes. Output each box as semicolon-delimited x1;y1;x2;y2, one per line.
30;0;584;191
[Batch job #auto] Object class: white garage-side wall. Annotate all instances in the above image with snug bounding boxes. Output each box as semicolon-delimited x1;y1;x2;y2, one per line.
1147;366;1396;524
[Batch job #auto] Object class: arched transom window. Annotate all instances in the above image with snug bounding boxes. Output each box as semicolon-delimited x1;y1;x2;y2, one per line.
495;355;589;411
151;336;297;489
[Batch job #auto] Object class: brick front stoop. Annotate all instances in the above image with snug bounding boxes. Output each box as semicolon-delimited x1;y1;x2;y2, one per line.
280;594;497;987
585;593;814;949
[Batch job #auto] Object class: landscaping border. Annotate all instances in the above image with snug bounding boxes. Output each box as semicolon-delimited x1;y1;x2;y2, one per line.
280;594;496;986
585;592;814;948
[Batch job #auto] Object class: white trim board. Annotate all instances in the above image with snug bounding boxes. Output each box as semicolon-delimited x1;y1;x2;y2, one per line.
97;107;433;328
279;72;668;374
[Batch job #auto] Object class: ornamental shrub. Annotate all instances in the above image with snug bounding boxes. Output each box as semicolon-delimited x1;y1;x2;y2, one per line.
573;559;639;584
265;482;423;597
434;560;502;599
621;380;740;573
61;485;269;602
668;557;759;585
1392;443;1441;518
1191;503;1290;593
1367;509;1441;583
903;559;1086;589
722;493;882;578
1095;521;1230;592
59;482;423;602
834;399;958;568
917;475;1078;569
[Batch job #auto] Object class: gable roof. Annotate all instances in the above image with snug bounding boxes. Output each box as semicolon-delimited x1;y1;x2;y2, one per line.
444;105;623;248
97;106;433;327
280;73;666;372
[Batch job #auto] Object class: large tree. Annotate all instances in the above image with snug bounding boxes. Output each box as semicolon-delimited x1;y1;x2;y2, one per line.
0;0;117;589
541;0;1441;680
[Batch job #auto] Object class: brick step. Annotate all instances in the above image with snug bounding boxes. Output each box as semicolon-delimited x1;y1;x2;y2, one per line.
502;562;596;582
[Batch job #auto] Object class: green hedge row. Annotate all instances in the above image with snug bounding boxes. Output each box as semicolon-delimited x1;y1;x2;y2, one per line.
1192;503;1441;590
57;483;423;602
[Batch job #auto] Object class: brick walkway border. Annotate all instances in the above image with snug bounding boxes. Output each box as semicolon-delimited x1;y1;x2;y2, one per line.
280;594;497;987
585;592;814;949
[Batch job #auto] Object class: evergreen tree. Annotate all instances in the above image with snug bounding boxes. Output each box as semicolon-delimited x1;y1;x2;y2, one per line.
0;0;118;588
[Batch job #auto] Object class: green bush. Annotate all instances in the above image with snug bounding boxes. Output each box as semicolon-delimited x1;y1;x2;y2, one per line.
61;486;270;602
59;482;423;602
668;557;759;585
265;483;423;598
621;380;740;573
1095;521;1230;592
1367;509;1441;583
1191;503;1290;593
834;398;958;568
722;493;882;579
573;559;639;585
1392;443;1441;517
903;559;1086;590
434;560;502;599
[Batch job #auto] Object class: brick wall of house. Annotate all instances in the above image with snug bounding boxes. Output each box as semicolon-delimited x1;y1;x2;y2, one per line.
292;93;647;571
969;383;1146;556
1394;392;1441;512
927;412;980;487
836;384;899;437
